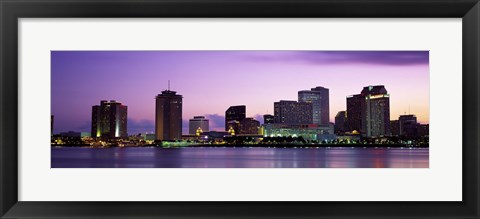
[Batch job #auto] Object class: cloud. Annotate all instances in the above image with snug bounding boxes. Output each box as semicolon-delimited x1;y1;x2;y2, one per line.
182;114;226;134
246;51;429;66
75;121;91;132
129;116;227;135
128;119;155;134
253;114;264;125
204;113;225;131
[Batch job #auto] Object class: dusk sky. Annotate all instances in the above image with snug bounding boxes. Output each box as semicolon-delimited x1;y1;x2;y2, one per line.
51;51;429;134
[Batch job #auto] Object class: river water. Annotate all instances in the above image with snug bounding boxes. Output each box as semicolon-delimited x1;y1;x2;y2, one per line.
51;147;429;168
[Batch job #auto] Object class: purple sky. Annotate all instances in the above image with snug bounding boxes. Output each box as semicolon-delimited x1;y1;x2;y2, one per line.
51;51;429;134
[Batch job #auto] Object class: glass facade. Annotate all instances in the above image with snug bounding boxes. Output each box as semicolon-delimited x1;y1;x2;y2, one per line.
361;86;390;137
274;100;313;124
91;100;128;139
298;86;330;125
346;85;391;137
263;123;334;141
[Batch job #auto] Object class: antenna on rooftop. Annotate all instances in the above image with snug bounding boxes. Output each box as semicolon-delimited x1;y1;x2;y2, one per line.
168;80;170;90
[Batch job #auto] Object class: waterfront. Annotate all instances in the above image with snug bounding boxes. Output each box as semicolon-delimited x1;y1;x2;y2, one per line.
51;147;429;168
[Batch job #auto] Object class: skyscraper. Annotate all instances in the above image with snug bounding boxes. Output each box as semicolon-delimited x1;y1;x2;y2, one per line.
91;100;128;139
239;118;260;134
417;124;429;137
225;105;246;131
274;100;313;124
298;86;330;125
334;111;347;134
346;85;390;137
189;116;209;135
390;120;400;136
263;114;274;124
155;90;183;140
361;85;390;137
346;94;363;132
399;115;418;137
226;120;241;135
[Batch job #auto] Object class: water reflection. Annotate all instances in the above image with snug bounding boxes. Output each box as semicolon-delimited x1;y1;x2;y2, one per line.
51;147;429;168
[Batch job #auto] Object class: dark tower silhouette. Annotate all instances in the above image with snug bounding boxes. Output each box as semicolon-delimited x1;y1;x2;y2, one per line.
263;114;274;124
155;87;183;140
334;111;347;134
225;105;246;131
346;94;363;133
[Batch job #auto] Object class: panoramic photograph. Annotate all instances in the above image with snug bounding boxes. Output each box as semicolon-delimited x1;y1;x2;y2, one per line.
51;51;429;168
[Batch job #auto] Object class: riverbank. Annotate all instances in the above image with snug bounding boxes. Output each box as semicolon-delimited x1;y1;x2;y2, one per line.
52;143;428;148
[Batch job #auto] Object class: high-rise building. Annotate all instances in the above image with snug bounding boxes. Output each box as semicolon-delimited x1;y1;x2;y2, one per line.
189;116;209;135
263;114;274;124
155;90;183;140
334;111;347;134
298;86;330;125
239;118;260;134
346;86;390;137
361;85;390;137
417;124;429;137
399;115;418;137
91;100;128;139
225;105;246;131
226;120;241;135
346;94;363;133
390;120;400;136
274;100;313;124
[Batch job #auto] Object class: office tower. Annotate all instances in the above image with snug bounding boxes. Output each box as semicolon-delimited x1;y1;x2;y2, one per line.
239;118;260;134
273;100;313;124
334;111;347;134
390;120;400;136
346;94;363;132
417;124;429;137
263;114;274;124
189;116;209;135
91;100;128;139
155;89;183;140
399;114;418;137
298;86;330;125
226;120;241;135
225;105;246;131
361;85;390;137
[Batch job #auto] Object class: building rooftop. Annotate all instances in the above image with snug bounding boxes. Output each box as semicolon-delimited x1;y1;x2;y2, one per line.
361;85;388;95
156;90;182;97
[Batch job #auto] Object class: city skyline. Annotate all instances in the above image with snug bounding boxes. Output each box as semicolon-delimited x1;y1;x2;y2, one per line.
51;51;429;134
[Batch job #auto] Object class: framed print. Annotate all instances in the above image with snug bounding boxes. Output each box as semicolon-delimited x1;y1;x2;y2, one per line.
50;50;430;169
1;0;479;218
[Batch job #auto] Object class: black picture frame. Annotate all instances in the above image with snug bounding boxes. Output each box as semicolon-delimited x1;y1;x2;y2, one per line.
1;0;479;218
